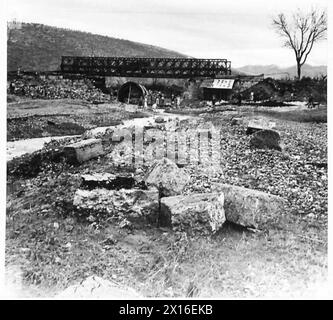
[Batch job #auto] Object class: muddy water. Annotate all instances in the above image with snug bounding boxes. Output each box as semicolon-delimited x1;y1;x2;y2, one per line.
6;112;193;161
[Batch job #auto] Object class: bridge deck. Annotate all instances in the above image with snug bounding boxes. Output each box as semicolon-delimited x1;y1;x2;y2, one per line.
61;56;231;78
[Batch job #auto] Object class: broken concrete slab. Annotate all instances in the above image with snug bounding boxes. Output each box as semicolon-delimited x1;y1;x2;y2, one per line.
159;193;226;234
246;119;276;135
110;127;135;143
81;173;138;190
211;183;288;229
145;158;190;197
111;133;124;142
231;117;243;126
63;138;105;163
73;187;159;219
250;129;282;151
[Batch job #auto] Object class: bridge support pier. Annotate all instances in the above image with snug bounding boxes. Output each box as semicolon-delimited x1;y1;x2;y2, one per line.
185;79;203;100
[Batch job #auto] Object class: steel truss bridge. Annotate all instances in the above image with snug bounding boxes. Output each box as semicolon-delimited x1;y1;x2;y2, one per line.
61;56;231;78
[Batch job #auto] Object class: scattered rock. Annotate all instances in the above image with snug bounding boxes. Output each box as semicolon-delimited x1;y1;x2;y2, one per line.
306;162;327;169
102;235;118;246
231;117;243;126
47;120;56;126
110;127;135;143
250;129;282;151
55;276;141;299
145;158;190;197
159;192;226;233
111;133;124;142
211;183;288;229
63;138;105;164
155;116;166;123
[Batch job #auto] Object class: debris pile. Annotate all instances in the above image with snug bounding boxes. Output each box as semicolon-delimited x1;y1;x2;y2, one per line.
8;77;111;103
240;77;327;103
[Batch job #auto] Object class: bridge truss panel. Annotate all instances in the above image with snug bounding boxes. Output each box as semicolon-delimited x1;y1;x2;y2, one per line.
61;56;231;78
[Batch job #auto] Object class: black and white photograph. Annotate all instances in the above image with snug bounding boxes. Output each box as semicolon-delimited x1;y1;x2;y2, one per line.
1;0;331;300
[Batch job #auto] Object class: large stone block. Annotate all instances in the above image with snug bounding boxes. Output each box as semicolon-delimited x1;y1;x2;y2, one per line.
64;138;104;163
81;173;137;190
145;158;190;197
246;119;276;135
159;193;226;234
211;183;288;229
250;129;282;151
73;188;159;219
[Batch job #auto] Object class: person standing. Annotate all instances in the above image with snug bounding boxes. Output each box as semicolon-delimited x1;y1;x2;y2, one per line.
176;95;181;108
160;94;165;107
147;90;153;106
237;92;242;106
143;95;148;109
171;93;175;108
9;82;15;94
250;91;254;102
212;94;216;107
307;94;314;109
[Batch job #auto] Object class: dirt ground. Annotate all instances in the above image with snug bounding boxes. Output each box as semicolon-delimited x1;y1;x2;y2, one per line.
5;98;328;298
7;98;149;141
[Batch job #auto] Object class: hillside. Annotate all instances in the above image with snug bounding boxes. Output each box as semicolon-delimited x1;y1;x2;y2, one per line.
7;22;187;72
235;64;327;79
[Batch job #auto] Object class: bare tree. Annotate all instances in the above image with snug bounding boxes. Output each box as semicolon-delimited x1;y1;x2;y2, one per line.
272;8;327;79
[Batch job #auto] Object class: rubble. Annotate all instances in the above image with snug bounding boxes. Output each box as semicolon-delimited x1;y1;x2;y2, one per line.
211;183;288;229
144;158;190;197
63;138;105;163
8;77;111;103
159;192;226;234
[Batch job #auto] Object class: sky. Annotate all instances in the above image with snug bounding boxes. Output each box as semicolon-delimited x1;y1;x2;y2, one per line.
5;0;328;67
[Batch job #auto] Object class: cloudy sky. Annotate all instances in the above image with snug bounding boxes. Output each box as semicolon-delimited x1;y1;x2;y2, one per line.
5;0;328;67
